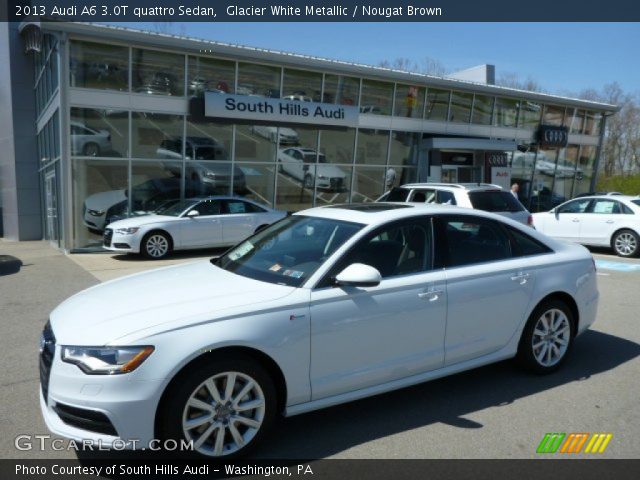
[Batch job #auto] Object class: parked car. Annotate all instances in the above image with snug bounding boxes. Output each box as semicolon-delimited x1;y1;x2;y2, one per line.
41;203;599;457
156;136;246;192
250;125;299;145
277;147;348;191
82;177;210;233
70;121;112;156
103;197;286;259
574;191;623;198
532;195;640;257
378;183;533;226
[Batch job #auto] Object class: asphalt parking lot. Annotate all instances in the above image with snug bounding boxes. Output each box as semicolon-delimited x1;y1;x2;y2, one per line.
0;240;638;459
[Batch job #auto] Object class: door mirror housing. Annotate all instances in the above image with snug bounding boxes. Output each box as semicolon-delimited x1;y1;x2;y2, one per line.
334;263;381;287
186;209;200;218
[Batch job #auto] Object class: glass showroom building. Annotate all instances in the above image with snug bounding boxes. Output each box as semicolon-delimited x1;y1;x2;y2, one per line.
0;21;618;251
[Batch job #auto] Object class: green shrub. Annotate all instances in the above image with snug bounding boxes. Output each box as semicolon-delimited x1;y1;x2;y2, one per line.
596;175;640;195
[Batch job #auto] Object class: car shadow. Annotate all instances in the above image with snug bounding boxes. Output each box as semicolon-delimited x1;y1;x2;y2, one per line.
0;255;22;276
108;248;228;262
76;330;639;462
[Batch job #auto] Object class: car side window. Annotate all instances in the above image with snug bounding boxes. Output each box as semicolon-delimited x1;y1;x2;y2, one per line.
323;218;433;283
437;216;512;267
506;227;553;257
592;199;621;214
557;199;591;214
436;190;456;205
193;200;220;216
241;201;266;213
223;200;249;214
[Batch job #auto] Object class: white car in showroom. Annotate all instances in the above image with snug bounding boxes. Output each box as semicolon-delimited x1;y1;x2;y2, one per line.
103;197;286;259
250;125;299;145
532;195;640;257
278;147;348;191
41;203;598;457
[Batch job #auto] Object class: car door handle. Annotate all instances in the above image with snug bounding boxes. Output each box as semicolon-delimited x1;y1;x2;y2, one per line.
418;290;444;302
605;220;615;224
510;273;530;285
572;218;580;223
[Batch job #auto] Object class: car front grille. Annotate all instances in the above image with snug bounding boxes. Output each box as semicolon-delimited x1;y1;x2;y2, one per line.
103;228;113;247
39;321;56;405
53;403;118;436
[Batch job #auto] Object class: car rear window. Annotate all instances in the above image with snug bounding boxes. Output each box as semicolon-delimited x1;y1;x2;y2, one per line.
385;187;411;202
631;199;640;208
468;191;525;213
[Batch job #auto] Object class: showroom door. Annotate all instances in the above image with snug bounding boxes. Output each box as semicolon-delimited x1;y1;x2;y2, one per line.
309;218;447;400
44;171;59;246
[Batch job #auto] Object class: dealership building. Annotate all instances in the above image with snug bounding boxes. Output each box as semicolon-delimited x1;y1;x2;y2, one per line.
0;21;618;251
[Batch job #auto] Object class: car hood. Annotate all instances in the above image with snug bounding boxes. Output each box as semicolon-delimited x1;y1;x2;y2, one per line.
106;215;179;229
317;164;347;177
50;261;297;345
84;189;127;211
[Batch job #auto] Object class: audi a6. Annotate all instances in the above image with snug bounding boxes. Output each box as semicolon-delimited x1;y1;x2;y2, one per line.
40;203;598;457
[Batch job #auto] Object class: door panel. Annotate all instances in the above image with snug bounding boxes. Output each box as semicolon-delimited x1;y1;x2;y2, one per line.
310;272;447;400
180;201;224;247
579;199;623;246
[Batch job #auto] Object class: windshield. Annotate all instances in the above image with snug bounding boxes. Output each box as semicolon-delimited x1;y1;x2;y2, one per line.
155;199;199;216
216;215;364;287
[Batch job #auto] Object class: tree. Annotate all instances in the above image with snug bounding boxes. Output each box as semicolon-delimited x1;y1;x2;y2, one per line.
496;72;544;92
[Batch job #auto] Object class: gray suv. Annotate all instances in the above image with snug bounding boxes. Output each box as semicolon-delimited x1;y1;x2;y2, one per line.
378;183;533;227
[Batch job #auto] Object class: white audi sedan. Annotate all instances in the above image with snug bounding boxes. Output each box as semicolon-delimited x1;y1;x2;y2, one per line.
103;196;286;259
532;195;640;257
41;203;598;457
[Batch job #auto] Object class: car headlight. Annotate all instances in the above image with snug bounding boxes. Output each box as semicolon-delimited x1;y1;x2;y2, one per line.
115;227;139;234
204;172;217;179
87;209;104;216
61;346;154;375
317;174;327;179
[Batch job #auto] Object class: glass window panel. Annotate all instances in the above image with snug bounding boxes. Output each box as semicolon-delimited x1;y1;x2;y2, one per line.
234;162;275;209
318;128;355;165
574;146;597;195
518;100;542;129
69;40;128;91
282;69;322;102
73;159;128;248
449;91;473;123
493;98;519;128
275;163;314;212
542;105;565;126
425;88;450;121
389;132;421;188
352;166;387;202
566;108;586;135
323;74;359;106
186;119;235;195
584;111;603;136
552;145;579;201
360;79;393;115
356;130;389;165
237;62;281;98
187;55;235;97
472;95;494;125
131;161;190;215
70;108;129;158
52;111;60;159
394;84;425;118
529;148;560;212
132;48;184;96
132;112;183;158
237;124;280;162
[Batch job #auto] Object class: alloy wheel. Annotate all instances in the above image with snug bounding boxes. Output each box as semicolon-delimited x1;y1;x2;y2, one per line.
182;371;265;457
145;234;169;258
614;232;637;256
531;308;570;367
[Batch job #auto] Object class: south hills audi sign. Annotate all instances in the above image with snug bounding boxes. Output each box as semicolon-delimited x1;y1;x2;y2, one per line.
204;93;359;127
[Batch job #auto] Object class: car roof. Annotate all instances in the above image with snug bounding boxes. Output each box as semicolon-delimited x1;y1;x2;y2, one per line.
570;195;640;202
296;202;511;226
400;183;504;192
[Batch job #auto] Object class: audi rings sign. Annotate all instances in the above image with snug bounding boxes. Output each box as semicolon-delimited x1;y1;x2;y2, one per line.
537;125;569;148
204;93;359;128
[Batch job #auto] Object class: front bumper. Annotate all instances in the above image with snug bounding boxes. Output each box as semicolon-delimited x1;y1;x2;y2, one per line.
40;349;164;448
102;230;141;254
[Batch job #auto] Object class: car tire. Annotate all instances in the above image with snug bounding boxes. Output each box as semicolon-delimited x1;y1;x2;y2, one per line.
611;229;639;258
159;354;277;458
516;299;575;374
304;174;313;189
141;231;172;259
82;142;100;157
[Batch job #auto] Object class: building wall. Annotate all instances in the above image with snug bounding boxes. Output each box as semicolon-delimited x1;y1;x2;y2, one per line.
0;22;42;240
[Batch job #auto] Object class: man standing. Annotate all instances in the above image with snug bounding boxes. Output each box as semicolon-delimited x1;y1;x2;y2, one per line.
510;183;520;199
385;167;397;191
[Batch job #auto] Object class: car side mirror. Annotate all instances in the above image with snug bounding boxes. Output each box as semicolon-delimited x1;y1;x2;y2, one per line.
334;263;381;287
186;210;200;218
